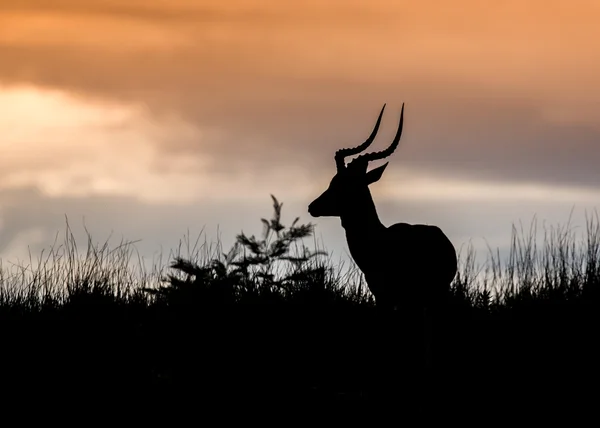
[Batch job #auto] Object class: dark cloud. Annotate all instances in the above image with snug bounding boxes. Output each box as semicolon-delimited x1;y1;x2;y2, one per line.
158;87;600;192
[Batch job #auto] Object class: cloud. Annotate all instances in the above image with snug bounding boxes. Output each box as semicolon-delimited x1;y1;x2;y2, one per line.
0;86;322;206
2;1;600;191
1;0;600;274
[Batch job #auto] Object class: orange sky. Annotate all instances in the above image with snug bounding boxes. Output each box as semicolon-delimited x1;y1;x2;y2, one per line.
0;0;599;269
3;1;600;93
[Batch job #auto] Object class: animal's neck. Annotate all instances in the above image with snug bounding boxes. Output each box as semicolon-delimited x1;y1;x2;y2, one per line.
341;194;384;273
340;191;385;237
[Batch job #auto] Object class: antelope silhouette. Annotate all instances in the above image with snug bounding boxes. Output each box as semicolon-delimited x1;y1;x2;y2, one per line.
308;104;458;378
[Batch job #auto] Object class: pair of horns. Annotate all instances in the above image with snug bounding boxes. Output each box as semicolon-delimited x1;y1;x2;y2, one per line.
334;103;404;171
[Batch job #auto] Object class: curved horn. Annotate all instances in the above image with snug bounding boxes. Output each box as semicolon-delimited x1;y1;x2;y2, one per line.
350;103;404;167
334;104;386;171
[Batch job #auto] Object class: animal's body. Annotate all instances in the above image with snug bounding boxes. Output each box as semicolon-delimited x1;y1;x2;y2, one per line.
308;103;458;312
346;222;457;312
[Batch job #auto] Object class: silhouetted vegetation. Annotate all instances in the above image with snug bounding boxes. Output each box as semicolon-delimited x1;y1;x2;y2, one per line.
0;195;598;417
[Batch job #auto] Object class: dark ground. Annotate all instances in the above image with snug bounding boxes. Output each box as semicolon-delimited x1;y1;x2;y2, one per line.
2;297;597;420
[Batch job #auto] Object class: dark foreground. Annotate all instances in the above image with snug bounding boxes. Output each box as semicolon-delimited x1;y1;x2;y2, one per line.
2;297;597;420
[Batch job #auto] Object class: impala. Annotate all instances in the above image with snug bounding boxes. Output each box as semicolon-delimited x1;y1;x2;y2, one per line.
308;103;458;372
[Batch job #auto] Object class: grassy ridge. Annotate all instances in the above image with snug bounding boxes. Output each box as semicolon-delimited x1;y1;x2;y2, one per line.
0;196;598;416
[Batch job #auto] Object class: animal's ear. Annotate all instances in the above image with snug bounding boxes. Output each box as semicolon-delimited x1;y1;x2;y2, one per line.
364;162;389;185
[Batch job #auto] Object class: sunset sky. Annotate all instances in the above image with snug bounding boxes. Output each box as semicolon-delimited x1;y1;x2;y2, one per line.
1;0;600;273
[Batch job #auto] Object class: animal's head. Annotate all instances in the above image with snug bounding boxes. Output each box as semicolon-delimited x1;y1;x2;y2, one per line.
308;103;404;218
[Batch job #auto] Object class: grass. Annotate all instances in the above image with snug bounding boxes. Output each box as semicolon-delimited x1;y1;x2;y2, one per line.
0;195;599;417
